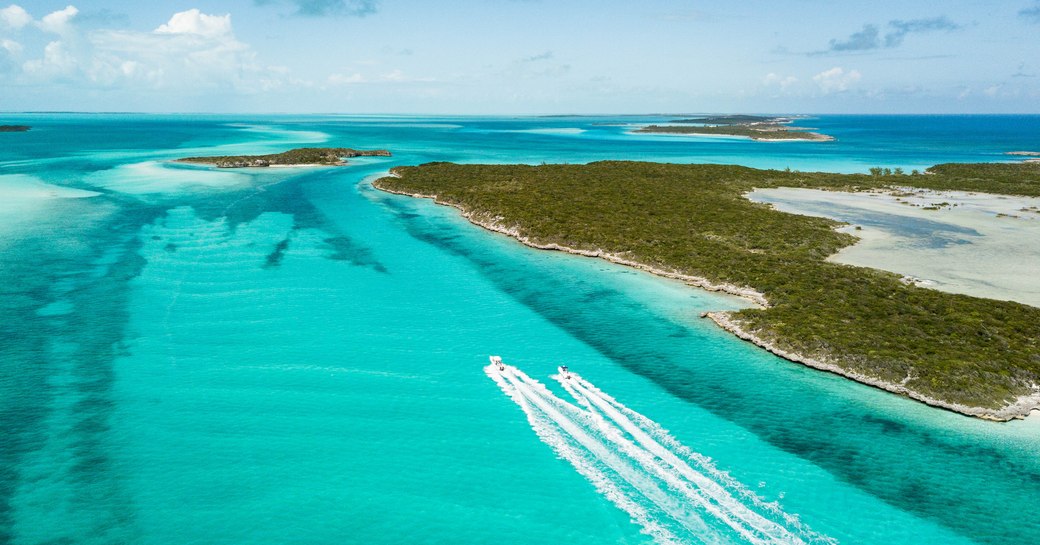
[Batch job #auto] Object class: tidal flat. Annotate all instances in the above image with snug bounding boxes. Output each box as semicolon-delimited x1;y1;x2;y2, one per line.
747;187;1040;307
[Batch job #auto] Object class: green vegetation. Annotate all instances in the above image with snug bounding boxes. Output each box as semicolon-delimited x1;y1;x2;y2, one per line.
669;115;785;125
375;161;1040;413
0;125;30;132
177;147;390;168
636;124;833;141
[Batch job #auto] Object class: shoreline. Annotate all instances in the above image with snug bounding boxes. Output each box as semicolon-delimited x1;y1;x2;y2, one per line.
173;160;346;169
704;312;1040;422
373;176;1039;422
372;180;769;306
630;129;834;142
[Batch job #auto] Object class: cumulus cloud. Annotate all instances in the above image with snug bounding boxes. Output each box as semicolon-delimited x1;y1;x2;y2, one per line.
2;37;21;53
0;37;20;72
0;4;31;29
820;16;959;53
763;72;798;90
813;66;861;93
255;0;378;17
22;40;77;78
88;10;257;89
9;6;275;93
37;5;78;35
155;9;232;37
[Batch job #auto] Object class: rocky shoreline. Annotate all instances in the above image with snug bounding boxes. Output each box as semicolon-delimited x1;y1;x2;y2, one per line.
373;177;769;306
704;312;1040;421
373;173;1039;422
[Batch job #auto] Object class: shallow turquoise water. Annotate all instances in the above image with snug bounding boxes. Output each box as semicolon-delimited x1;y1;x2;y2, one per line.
1;114;1039;544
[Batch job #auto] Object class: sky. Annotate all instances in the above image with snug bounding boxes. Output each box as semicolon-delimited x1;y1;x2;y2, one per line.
1;0;1039;114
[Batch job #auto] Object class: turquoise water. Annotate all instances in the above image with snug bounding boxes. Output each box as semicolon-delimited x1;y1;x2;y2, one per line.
1;114;1039;544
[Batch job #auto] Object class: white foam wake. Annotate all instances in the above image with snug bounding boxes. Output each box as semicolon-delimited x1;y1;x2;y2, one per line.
486;364;835;545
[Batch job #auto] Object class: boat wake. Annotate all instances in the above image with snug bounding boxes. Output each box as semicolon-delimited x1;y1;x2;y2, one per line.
486;361;835;545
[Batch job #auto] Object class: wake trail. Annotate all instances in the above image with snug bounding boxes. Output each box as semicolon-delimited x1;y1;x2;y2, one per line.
486;362;835;545
486;365;687;545
496;365;721;543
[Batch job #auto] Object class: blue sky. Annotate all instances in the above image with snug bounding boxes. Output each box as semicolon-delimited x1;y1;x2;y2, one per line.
1;0;1039;113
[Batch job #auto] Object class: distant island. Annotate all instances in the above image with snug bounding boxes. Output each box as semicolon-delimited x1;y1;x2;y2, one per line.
636;116;833;141
375;161;1040;421
1008;151;1040;163
0;125;31;132
668;115;793;125
177;147;391;168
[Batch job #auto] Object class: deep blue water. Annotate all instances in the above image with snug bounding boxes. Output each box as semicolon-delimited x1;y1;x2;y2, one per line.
1;114;1038;545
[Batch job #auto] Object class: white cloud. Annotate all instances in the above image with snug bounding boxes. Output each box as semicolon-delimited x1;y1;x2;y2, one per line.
813;66;861;93
0;4;31;29
38;5;78;35
12;8;271;93
983;85;1001;97
763;72;798;90
22;40;77;78
326;69;433;86
2;38;22;54
154;8;232;38
328;72;366;85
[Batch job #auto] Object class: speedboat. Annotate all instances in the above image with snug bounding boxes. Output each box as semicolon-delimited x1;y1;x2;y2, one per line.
558;365;570;379
490;355;505;371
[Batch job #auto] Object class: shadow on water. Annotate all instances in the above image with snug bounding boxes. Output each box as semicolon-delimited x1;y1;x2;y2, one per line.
264;238;291;268
0;169;379;541
324;237;389;273
0;201;161;543
381;192;1040;545
188;169;389;273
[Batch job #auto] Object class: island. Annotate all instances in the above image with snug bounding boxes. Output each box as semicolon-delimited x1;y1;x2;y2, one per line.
668;115;793;125
0;125;31;132
176;147;391;168
374;161;1040;420
636;123;833;141
1007;151;1040;163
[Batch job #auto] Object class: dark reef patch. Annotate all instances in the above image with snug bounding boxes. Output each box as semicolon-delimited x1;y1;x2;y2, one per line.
264;238;291;268
324;236;388;273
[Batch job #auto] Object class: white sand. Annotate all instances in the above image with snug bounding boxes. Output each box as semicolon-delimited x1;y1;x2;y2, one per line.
0;174;102;243
747;187;1040;308
0;174;99;217
84;161;254;195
